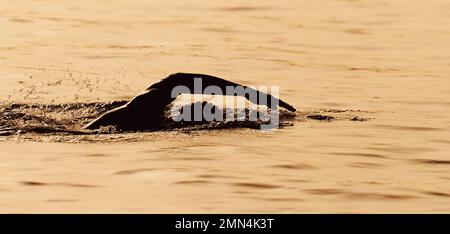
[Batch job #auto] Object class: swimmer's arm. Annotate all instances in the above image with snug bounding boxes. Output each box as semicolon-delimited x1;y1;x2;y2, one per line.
149;73;296;112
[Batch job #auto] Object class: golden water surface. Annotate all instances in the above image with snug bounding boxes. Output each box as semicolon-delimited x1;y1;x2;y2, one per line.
0;0;450;213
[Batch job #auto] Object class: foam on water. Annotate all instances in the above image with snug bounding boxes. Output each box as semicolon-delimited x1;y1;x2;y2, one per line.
0;100;368;141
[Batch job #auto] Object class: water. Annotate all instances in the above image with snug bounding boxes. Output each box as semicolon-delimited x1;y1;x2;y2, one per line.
0;0;449;213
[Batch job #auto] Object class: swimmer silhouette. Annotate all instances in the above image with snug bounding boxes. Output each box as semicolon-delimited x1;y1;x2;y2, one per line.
83;73;296;131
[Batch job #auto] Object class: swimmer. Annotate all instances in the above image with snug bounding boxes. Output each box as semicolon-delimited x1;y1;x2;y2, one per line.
83;72;296;131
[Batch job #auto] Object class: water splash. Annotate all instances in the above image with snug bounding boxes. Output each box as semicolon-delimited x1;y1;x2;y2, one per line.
0;100;369;142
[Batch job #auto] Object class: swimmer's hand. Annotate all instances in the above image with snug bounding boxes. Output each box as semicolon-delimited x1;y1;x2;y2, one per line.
278;99;296;112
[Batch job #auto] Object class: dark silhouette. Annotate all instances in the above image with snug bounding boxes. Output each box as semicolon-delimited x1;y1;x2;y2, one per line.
83;73;296;130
